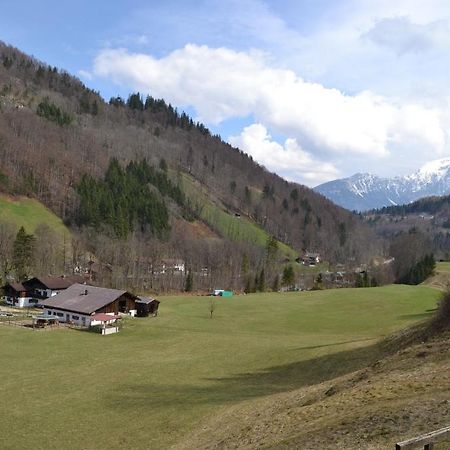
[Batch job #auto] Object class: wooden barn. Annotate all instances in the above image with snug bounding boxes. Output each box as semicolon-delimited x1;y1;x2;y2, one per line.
39;284;138;327
136;296;160;317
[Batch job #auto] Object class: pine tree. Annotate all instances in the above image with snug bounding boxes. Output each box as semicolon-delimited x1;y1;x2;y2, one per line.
257;269;266;292
282;264;295;288
13;227;35;280
185;270;193;292
272;274;280;292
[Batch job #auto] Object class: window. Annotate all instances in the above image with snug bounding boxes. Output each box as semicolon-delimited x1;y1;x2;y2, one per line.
72;315;79;320
56;312;63;317
53;312;57;315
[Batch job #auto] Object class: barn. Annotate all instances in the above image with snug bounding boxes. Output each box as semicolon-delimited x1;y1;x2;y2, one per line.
136;296;160;317
39;283;138;327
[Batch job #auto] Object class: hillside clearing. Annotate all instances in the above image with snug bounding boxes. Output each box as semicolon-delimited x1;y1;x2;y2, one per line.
0;194;69;238
0;285;440;449
179;173;297;258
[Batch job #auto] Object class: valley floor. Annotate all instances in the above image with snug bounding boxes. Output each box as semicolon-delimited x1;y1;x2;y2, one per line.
0;286;442;449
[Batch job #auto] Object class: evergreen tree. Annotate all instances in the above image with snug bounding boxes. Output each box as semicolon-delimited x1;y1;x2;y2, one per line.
257;268;266;292
185;270;193;292
272;274;280;292
266;236;279;264
127;92;144;110
290;188;299;201
282;264;295;288
13;227;35;280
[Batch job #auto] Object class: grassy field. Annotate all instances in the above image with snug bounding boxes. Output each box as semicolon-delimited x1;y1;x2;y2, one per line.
0;285;441;449
0;194;69;237
436;261;450;272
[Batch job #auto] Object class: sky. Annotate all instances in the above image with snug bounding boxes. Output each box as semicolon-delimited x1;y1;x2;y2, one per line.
3;0;450;186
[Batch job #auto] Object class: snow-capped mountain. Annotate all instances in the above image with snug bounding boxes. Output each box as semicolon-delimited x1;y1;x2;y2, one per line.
314;158;450;211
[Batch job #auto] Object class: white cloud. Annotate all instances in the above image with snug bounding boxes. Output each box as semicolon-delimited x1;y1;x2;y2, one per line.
229;123;340;185
77;69;93;81
364;16;450;55
93;44;449;160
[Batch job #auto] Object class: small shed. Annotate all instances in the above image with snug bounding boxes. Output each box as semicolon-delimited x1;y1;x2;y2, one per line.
212;289;233;297
220;291;233;297
90;313;121;335
136;296;160;317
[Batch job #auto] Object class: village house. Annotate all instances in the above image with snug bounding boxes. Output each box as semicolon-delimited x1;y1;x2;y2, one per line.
23;275;85;300
2;275;86;308
301;252;321;266
39;283;139;327
159;259;185;274
2;282;36;308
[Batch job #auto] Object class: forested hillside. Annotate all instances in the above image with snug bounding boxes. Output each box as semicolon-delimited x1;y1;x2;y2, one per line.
0;41;382;291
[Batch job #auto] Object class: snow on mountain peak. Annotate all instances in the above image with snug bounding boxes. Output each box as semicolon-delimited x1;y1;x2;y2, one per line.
314;157;450;211
414;157;450;181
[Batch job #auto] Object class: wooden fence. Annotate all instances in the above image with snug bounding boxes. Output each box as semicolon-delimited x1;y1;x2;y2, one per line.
396;425;450;449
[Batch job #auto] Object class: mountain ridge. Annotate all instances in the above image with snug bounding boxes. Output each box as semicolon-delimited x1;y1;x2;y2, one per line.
315;157;450;211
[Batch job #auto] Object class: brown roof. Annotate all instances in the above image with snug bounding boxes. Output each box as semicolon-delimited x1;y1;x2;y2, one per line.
91;313;121;322
136;296;159;304
39;284;138;315
24;275;83;290
3;282;27;292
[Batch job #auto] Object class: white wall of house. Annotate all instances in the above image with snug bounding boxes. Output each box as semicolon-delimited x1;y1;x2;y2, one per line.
44;308;92;327
36;289;61;298
4;296;37;308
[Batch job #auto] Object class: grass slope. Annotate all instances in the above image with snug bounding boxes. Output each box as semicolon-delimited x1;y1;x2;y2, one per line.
0;285;440;449
179;173;297;258
0;194;69;237
422;261;450;291
185;323;450;449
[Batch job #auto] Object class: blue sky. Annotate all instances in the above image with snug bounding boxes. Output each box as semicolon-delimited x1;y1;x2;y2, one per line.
3;0;450;186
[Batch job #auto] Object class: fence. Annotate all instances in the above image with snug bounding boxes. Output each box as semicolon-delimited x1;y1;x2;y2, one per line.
396;425;450;449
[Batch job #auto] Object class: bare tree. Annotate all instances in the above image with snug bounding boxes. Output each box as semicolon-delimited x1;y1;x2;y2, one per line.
209;298;216;319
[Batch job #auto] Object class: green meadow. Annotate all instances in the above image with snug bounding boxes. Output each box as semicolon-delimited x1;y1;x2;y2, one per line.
0;195;69;237
0;285;441;449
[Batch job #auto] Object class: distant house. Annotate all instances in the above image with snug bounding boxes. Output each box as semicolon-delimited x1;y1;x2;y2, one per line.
301;252;321;266
2;282;36;308
156;259;185;275
39;283;138;327
86;260;113;283
136;296;160;317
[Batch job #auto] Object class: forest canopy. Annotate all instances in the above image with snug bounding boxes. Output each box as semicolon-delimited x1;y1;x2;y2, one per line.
74;158;187;238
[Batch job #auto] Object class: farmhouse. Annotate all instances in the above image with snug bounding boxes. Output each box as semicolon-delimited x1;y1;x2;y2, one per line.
2;282;36;308
2;275;87;309
39;283;138;327
23;275;85;299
